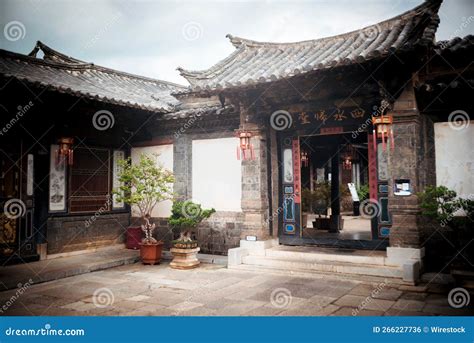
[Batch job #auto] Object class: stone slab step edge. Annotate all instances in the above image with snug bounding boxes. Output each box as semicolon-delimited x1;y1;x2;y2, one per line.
229;264;407;285
1;255;140;292
241;255;403;278
264;248;386;266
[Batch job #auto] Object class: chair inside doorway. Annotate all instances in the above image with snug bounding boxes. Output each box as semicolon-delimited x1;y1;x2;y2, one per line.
300;132;372;242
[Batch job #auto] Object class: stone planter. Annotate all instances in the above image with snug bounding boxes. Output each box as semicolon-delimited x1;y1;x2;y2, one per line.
170;247;200;269
139;242;163;265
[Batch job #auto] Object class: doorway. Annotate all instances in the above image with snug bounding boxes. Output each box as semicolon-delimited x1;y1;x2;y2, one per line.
278;131;387;250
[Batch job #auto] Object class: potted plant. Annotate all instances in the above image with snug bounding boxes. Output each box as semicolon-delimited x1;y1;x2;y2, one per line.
113;153;174;265
168;200;215;269
312;181;331;229
418;185;473;285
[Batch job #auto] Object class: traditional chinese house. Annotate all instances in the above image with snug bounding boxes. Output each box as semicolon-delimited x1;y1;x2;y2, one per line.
1;0;472;281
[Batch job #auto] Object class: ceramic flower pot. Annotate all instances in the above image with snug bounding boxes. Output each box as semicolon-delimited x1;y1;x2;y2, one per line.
139;241;163;265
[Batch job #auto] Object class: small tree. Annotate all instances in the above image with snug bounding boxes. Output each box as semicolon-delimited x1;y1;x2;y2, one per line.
168;200;215;242
113;154;174;244
418;185;460;223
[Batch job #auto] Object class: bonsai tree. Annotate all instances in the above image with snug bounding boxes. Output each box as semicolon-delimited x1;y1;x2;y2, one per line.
168;200;215;243
113;154;174;244
418;185;460;223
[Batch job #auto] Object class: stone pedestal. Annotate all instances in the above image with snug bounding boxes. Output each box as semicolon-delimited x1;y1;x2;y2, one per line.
170;247;200;269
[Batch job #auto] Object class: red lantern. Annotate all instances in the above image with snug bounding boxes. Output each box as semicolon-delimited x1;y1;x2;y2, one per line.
56;137;74;165
236;131;254;160
342;144;355;170
372;114;394;151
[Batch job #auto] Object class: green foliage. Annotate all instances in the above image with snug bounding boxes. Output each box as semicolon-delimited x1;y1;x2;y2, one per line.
112;153;175;218
301;182;331;214
458;198;474;222
357;184;370;202
168;200;216;230
418;185;460;223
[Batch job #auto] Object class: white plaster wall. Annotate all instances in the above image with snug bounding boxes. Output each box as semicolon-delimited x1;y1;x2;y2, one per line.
434;122;474;199
131;145;173;217
192;137;242;211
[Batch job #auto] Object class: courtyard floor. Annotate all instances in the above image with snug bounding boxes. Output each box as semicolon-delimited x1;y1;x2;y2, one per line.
1;262;472;316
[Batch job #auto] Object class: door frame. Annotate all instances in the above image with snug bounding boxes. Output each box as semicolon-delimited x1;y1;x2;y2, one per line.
277;130;389;250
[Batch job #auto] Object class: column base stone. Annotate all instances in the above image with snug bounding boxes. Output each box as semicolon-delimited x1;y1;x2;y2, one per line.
227;238;279;266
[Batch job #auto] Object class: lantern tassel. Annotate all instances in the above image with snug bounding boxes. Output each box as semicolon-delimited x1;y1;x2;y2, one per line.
390;128;394;150
372;129;377;152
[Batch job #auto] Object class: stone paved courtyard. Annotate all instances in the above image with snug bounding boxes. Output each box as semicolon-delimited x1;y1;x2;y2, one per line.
1;262;472;316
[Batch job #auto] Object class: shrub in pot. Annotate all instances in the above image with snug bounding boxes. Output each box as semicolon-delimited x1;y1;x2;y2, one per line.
168;200;215;269
418;185;473;281
113;153;174;265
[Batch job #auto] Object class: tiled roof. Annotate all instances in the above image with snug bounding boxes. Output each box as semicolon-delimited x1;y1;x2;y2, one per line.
0;41;185;112
435;35;474;55
161;104;236;120
178;0;442;92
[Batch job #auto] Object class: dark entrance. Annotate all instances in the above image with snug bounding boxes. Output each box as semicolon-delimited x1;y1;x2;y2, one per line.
0;144;38;264
278;131;389;250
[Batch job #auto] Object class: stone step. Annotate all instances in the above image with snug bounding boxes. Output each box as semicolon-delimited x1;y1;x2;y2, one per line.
230;264;407;285
264;247;386;265
241;255;403;278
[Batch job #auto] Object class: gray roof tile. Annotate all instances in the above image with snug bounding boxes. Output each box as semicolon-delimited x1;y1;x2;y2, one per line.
0;41;185;112
178;0;442;92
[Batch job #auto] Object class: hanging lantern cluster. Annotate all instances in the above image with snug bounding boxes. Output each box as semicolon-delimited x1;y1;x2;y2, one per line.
56;137;74;165
372;114;394;151
342;144;355;170
300;149;309;168
236;130;254;160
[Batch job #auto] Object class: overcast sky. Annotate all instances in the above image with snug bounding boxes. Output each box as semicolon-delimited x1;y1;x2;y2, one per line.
1;0;473;85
